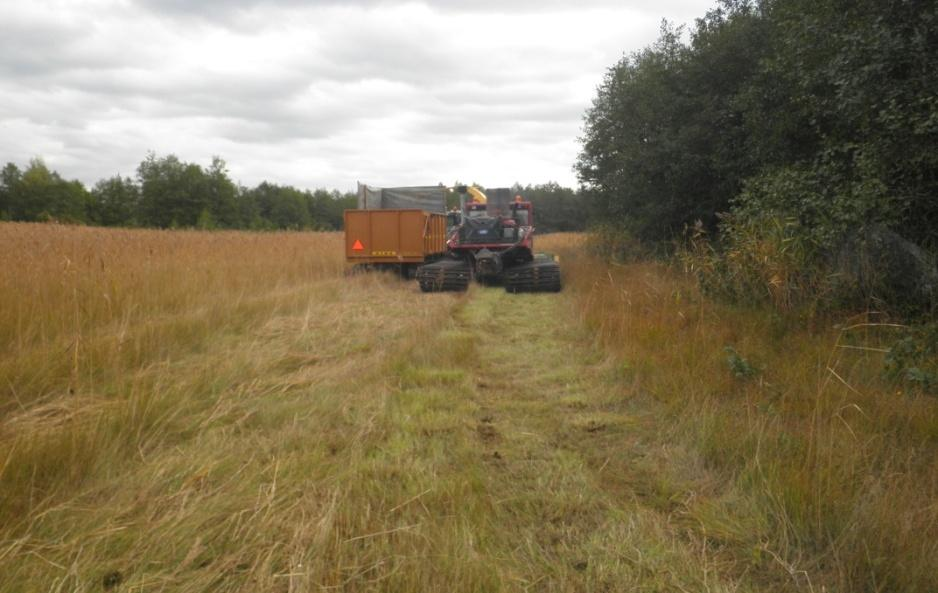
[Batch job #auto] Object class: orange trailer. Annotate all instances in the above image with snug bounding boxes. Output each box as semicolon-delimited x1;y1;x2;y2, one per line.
344;209;448;273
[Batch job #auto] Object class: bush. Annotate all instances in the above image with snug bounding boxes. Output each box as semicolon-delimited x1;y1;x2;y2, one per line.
682;211;938;318
681;215;827;313
731;152;900;251
885;324;938;394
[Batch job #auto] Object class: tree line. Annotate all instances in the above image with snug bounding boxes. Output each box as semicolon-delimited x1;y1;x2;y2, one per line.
0;154;357;231
0;155;589;232
577;0;937;251
514;182;589;233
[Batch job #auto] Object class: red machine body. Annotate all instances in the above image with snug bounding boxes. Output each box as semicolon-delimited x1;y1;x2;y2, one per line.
416;187;561;292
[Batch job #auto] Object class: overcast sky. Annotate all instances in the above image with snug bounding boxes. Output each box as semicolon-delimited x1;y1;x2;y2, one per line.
0;0;713;191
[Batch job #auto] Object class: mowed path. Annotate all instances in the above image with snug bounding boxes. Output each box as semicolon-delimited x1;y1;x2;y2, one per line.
380;287;745;592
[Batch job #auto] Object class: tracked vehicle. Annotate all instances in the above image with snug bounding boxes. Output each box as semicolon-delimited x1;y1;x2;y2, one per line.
416;186;561;293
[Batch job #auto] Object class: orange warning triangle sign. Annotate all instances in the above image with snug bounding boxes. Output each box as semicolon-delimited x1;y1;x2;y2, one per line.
352;239;364;251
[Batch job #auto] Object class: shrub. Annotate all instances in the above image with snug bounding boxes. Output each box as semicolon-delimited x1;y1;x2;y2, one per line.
682;212;938;318
681;215;826;313
885;324;938;394
724;346;760;379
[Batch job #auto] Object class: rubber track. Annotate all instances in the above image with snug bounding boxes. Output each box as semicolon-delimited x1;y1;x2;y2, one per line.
504;258;562;293
417;259;472;292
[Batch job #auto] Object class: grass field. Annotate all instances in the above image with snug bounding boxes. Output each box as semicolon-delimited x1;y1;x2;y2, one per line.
1;224;936;592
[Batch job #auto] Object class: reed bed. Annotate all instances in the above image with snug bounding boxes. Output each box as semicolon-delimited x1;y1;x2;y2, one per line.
0;223;344;410
540;232;938;592
1;223;349;551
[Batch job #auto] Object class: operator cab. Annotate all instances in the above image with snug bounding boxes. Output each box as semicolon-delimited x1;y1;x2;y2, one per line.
465;196;531;225
466;202;487;219
510;201;531;227
451;187;535;246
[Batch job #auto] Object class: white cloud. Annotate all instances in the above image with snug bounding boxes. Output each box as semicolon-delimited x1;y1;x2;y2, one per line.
0;0;714;190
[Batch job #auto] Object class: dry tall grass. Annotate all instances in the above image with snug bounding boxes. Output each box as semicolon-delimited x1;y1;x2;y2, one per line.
542;232;938;592
3;224;736;592
1;223;344;407
0;223;462;590
5;225;936;591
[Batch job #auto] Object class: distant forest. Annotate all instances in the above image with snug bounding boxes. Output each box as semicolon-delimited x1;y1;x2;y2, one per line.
0;155;588;232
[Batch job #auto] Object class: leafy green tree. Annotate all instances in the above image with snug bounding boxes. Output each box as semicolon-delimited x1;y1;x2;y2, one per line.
576;24;690;239
137;153;207;228
90;175;140;226
248;182;311;229
519;182;587;233
203;157;239;228
740;0;938;248
235;186;268;230
135;154;241;229
196;208;217;230
0;163;21;220
577;6;770;242
8;159;92;223
332;191;357;228
579;0;937;254
307;188;356;230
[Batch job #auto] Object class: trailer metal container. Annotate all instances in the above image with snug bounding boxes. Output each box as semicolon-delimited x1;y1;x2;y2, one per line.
344;209;448;268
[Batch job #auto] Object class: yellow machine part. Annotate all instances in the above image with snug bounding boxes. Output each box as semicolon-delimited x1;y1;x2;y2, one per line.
467;186;487;204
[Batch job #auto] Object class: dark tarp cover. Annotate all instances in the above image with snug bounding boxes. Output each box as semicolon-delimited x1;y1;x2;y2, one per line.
357;183;447;213
484;188;513;217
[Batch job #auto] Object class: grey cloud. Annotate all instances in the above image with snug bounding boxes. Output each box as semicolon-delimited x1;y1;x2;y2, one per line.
1;0;713;189
0;20;91;78
136;0;647;19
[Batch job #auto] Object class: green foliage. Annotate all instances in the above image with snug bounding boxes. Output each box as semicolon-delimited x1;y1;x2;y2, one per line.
204;156;239;228
0;154;597;235
515;182;588;232
737;0;938;250
682;215;825;312
196;208;217;230
136;153;239;229
307;188;356;230
582;0;938;315
0;163;20;220
885;324;938;394
1;154;358;231
0;159;93;223
247;182;311;229
685;211;938;318
577;6;770;243
723;346;759;379
137;153;205;228
732;152;895;249
1;155;575;233
90;175;140;226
